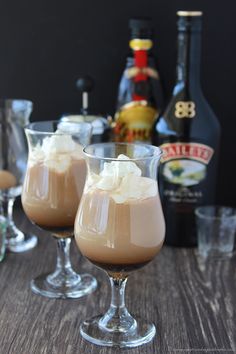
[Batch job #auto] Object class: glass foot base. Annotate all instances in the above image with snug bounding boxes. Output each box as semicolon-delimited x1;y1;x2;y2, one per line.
80;315;156;348
7;234;38;253
31;273;97;299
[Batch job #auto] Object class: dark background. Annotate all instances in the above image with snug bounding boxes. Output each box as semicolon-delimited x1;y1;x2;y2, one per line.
0;0;235;206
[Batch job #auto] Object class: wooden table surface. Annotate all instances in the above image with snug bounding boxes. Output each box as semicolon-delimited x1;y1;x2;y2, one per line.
0;199;235;354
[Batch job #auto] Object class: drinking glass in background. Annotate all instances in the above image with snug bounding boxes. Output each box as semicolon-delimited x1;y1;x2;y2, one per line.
195;206;236;259
60;114;112;143
0;216;7;261
22;120;97;298
60;75;113;143
75;143;165;348
0;99;38;253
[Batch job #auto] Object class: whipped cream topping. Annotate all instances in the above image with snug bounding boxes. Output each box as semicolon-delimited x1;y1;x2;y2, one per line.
87;154;157;203
29;131;84;173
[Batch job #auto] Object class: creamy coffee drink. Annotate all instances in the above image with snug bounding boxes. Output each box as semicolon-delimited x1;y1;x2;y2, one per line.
22;133;86;233
75;155;165;272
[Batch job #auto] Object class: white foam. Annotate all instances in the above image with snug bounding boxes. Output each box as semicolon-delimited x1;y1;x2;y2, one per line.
41;134;76;155
44;155;71;173
100;154;141;178
89;154;157;203
29;131;84;173
115;175;157;201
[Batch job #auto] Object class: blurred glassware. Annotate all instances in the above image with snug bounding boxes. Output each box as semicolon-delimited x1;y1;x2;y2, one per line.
195;206;236;259
0;215;7;261
0;99;37;252
60;75;113;143
60;113;113;143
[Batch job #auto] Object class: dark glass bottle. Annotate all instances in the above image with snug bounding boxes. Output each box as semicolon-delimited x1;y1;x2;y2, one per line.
115;18;163;142
152;11;221;247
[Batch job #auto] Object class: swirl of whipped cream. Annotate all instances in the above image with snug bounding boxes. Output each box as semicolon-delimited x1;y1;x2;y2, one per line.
29;131;84;173
88;154;157;203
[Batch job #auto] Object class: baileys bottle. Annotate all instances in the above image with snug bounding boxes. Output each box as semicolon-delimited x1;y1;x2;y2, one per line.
152;11;221;247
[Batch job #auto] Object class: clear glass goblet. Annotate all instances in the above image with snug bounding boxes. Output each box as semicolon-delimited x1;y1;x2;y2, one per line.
75;142;165;348
0;99;38;253
22;120;97;298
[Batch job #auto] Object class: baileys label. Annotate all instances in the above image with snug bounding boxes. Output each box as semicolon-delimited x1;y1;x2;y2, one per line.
160;142;214;187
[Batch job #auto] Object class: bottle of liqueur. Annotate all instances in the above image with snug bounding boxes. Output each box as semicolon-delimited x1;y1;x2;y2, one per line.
152;11;221;247
114;18;163;142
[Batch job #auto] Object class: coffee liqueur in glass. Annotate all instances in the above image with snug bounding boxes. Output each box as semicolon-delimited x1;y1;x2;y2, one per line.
23;156;86;236
22;121;97;298
77;190;164;275
75;143;165;348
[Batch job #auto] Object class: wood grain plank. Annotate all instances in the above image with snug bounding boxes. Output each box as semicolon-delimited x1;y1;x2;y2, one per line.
0;198;234;353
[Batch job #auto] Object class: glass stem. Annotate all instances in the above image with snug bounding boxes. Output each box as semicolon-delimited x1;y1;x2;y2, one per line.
1;197;14;224
110;276;127;309
1;196;23;242
56;237;73;271
47;237;81;287
99;276;136;332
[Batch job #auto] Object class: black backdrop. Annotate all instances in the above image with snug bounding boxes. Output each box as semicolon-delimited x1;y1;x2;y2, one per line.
0;0;235;206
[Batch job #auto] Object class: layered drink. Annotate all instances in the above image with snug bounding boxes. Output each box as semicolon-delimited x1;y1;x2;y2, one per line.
22;133;86;237
75;154;165;273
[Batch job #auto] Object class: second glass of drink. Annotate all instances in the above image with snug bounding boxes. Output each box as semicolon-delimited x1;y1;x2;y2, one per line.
22;120;97;298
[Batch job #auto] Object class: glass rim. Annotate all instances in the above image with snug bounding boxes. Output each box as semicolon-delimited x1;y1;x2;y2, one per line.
61;113;109;120
25;120;92;136
195;205;236;221
83;142;163;162
0;98;33;105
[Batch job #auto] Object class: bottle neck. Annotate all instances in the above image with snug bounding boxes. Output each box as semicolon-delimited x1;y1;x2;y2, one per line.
177;30;201;89
129;39;152;101
127;38;153;62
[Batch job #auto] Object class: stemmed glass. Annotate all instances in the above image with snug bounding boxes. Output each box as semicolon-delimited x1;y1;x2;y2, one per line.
75;142;165;348
0;99;38;253
22;120;97;298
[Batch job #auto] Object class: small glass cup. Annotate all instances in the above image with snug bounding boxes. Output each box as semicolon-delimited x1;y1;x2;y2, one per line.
195;206;236;259
0;216;7;261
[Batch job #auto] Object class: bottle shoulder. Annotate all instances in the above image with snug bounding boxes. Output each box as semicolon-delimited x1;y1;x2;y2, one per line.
153;86;221;145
